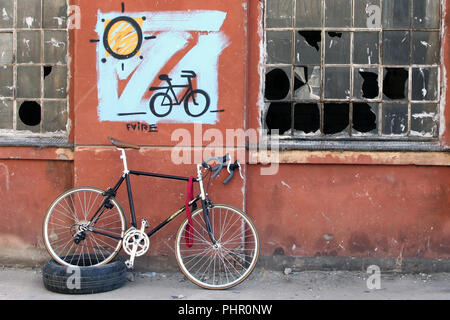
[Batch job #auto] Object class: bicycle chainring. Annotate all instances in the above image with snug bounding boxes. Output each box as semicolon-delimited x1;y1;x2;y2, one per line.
122;228;150;257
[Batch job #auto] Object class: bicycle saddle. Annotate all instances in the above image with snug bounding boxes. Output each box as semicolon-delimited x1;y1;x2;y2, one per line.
108;137;140;150
158;74;172;82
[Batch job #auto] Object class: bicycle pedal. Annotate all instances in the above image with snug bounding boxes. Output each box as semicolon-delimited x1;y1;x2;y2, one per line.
125;260;133;269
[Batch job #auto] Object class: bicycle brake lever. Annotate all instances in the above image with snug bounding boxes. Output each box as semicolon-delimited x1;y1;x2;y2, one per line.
236;161;244;180
226;154;233;174
224;161;244;184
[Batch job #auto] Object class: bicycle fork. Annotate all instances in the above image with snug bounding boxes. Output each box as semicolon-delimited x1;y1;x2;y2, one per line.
197;165;217;245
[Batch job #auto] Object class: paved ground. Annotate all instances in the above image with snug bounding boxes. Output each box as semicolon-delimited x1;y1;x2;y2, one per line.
0;266;449;300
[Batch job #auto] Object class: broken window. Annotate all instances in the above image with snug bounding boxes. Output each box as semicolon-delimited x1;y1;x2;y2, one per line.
293;66;320;100
352;103;378;135
293;103;320;135
295;31;321;65
265;102;292;135
0;0;69;139
264;0;442;142
323;103;350;135
383;68;409;100
265;67;291;101
354;68;379;100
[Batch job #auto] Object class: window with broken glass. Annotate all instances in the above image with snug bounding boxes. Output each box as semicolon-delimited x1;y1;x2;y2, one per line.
264;0;441;145
0;0;69;146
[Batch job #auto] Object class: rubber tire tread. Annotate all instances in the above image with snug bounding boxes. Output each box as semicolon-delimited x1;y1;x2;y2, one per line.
42;258;127;295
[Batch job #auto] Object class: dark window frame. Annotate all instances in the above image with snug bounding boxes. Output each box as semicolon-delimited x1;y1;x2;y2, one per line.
262;0;445;151
0;0;70;147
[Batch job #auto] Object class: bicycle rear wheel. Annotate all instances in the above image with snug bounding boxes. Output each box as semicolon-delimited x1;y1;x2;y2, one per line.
184;89;210;117
175;204;259;290
150;92;173;117
43;187;126;267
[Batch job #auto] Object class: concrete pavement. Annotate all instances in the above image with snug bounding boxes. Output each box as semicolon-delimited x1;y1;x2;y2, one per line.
0;266;449;300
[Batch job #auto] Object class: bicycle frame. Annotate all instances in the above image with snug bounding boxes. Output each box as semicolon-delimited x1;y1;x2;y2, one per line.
156;84;193;106
150;75;199;106
87;148;216;244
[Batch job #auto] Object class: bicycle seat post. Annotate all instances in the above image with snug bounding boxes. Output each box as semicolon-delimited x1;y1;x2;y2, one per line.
119;148;129;175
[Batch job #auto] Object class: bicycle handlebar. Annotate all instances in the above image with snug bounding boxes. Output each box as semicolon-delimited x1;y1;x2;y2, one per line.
201;154;230;169
201;154;243;184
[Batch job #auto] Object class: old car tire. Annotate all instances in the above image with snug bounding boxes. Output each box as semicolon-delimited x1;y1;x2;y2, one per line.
42;255;127;294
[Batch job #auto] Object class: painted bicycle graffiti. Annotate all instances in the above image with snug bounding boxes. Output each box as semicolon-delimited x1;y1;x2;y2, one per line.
92;5;229;125
149;70;210;118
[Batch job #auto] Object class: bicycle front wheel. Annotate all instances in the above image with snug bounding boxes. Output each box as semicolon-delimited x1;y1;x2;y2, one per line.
175;204;260;290
43;187;126;267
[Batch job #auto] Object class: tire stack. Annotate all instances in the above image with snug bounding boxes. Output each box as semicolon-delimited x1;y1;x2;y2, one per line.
42;255;127;295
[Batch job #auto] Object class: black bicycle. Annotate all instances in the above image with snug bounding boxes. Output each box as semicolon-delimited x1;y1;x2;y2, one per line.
42;137;260;290
149;70;210;118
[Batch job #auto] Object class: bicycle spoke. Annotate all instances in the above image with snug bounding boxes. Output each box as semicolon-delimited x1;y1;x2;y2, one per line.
44;188;125;267
176;205;259;289
182;246;215;267
220;246;248;272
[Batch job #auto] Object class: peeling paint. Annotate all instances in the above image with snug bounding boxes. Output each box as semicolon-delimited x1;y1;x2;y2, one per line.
46;38;66;48
0;163;10;191
24;17;34;28
281;180;291;189
53;16;65;27
2;8;9;21
55;148;74;161
257;1;265;136
251;150;450;166
321;211;331;222
439;0;447;143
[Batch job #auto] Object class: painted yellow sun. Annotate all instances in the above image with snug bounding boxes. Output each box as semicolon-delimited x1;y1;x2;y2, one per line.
104;17;144;58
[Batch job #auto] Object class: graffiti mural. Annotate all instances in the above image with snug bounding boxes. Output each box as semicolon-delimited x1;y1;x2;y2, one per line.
91;3;229;125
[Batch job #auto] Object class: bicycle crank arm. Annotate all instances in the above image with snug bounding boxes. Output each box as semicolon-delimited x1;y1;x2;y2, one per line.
125;242;139;269
125;219;150;269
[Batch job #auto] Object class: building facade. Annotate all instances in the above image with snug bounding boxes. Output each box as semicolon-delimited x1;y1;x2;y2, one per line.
0;0;449;269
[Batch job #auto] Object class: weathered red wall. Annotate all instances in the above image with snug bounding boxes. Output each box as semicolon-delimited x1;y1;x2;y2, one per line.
0;0;448;267
0;156;73;264
246;164;450;258
243;0;450;260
